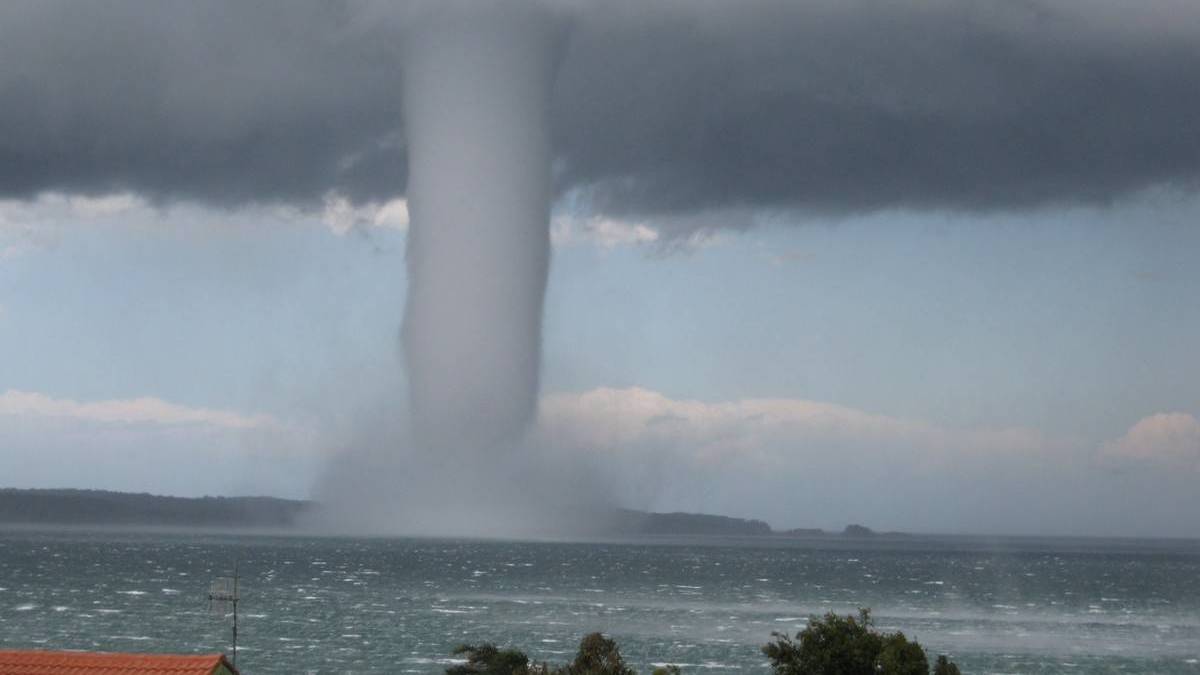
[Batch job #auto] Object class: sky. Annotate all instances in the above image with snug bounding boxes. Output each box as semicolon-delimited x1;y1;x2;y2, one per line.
2;0;1199;537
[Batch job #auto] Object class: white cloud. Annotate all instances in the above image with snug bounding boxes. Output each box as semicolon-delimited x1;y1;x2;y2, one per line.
1;191;151;261
0;200;53;260
3;191;144;221
1100;412;1200;471
316;199;723;252
67;192;142;217
529;386;1087;533
551;215;661;249
548;214;730;253
538;386;1049;469
321;192;408;235
0;389;278;431
0;390;320;497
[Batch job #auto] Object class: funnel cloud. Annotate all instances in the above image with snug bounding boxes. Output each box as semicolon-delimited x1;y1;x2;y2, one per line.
401;6;561;450
310;3;574;534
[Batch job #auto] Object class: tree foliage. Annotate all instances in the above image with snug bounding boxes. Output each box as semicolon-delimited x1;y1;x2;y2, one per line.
932;655;962;675
559;632;638;675
448;618;962;675
762;609;958;675
448;634;640;675
763;609;881;675
876;633;929;675
446;643;545;675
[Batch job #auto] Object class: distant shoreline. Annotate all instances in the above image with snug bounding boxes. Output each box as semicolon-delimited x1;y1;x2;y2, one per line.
6;488;1197;544
0;487;892;539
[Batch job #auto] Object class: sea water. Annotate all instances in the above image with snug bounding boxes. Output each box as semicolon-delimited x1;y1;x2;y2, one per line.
0;530;1197;674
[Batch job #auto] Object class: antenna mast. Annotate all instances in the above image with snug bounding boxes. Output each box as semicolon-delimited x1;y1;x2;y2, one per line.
208;562;241;667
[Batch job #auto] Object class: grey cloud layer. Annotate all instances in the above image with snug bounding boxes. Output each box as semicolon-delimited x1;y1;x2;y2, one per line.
2;0;1198;222
0;1;406;204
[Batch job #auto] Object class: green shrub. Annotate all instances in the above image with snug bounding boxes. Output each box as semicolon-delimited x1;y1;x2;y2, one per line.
762;609;959;675
558;632;637;675
876;633;928;675
446;643;551;675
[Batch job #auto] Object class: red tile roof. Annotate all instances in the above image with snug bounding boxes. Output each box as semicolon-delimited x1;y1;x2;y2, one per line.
0;651;237;675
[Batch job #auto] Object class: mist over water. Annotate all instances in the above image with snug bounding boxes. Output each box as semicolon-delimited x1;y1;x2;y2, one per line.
307;387;616;538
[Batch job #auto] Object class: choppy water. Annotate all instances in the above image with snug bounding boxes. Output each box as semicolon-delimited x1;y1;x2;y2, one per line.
1;530;1198;674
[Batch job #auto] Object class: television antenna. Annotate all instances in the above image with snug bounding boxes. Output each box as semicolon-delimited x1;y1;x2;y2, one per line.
208;562;241;667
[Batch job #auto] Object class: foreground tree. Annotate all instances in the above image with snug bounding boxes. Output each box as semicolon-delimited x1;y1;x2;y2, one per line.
448;618;960;674
763;609;880;674
448;634;636;675
932;655;962;675
876;633;929;675
559;632;637;675
762;609;958;675
446;643;547;675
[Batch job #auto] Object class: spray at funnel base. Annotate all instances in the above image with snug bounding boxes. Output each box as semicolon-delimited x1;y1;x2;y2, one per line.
401;8;560;451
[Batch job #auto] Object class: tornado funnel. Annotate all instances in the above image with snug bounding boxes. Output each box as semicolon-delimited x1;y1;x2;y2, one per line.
401;6;561;451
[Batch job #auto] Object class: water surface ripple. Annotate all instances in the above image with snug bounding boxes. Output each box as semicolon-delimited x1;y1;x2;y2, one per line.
1;530;1198;674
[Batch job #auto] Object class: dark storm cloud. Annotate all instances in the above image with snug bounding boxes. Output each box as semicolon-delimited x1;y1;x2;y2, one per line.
2;0;1198;222
0;1;406;204
556;0;1200;216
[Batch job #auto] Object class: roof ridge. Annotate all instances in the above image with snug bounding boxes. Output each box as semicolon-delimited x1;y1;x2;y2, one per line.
0;650;237;675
